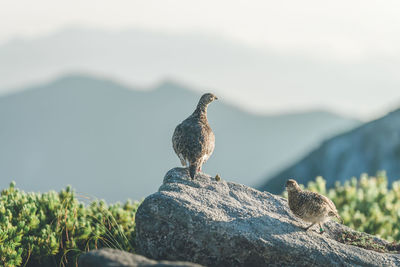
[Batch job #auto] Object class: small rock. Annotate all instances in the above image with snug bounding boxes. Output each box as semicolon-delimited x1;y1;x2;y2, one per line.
78;248;204;267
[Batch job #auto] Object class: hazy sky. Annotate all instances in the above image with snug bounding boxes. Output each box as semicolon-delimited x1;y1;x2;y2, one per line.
1;0;400;118
2;0;400;60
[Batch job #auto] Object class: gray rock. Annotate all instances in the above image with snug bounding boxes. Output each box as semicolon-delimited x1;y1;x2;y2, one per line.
135;168;400;267
78;248;204;267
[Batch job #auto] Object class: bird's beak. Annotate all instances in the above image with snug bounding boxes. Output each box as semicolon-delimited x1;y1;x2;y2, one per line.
215;96;218;100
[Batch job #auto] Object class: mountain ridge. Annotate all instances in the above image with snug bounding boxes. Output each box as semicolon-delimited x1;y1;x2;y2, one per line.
260;108;400;194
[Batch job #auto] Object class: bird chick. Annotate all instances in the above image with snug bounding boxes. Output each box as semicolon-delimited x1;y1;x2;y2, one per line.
215;174;221;181
172;93;218;179
286;179;342;234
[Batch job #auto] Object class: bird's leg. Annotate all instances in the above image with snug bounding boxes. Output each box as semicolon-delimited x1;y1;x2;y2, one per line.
197;163;203;172
318;223;325;234
198;156;207;173
303;223;315;231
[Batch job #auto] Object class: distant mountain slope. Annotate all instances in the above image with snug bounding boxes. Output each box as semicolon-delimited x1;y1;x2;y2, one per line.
0;75;359;201
260;109;400;194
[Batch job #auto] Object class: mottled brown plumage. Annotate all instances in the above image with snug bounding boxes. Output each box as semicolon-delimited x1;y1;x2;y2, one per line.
172;93;217;179
286;179;342;233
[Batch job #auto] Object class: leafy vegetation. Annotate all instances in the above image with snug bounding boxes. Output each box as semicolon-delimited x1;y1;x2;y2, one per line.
284;172;400;242
0;182;140;267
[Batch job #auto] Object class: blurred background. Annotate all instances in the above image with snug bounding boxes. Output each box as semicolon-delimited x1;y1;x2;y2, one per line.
1;0;400;202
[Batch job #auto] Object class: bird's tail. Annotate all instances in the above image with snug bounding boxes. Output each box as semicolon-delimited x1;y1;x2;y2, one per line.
337;213;344;224
330;211;343;223
189;164;197;179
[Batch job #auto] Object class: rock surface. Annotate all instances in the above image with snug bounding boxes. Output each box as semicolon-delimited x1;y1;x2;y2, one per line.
78;248;204;267
135;168;400;267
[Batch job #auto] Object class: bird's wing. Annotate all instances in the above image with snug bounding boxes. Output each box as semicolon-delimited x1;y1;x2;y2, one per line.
173;119;202;160
201;124;215;161
172;123;184;156
323;197;340;218
172;116;216;165
311;192;339;215
320;194;337;211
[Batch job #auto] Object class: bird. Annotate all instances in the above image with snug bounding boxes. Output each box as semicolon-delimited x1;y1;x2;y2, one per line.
286;179;342;234
172;93;218;179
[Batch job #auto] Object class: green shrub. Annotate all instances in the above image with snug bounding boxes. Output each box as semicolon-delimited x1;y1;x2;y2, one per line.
284;172;400;242
0;182;140;267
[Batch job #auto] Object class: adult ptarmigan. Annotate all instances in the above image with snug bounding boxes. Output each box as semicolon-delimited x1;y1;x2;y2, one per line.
286;179;342;233
172;93;218;179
